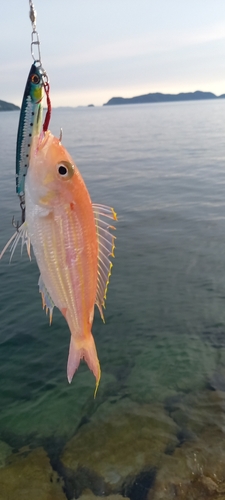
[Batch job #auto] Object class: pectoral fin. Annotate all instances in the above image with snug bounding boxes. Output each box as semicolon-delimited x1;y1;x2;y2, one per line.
0;221;31;262
92;203;117;321
38;275;55;325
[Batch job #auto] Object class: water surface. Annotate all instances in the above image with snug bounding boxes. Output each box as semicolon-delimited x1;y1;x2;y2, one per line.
1;100;225;497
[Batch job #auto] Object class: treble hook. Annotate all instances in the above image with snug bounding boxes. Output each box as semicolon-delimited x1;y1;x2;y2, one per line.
12;216;20;231
12;197;26;231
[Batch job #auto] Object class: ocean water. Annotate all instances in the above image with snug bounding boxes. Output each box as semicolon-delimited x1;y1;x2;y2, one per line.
1;100;225;497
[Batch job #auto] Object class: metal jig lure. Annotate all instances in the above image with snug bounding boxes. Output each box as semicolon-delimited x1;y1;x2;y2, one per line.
14;0;51;229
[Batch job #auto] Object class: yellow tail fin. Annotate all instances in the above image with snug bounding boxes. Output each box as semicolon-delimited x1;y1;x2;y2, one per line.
67;333;101;397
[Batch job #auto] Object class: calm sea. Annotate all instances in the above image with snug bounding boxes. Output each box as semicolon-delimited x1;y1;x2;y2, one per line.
1;100;225;495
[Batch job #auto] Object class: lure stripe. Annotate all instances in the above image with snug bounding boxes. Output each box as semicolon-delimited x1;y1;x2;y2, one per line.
16;64;43;196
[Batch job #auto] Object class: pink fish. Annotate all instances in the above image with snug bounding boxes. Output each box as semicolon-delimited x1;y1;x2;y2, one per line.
1;131;116;395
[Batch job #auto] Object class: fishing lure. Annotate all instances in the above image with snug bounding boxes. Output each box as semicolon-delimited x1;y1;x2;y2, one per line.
16;63;43;200
14;0;51;228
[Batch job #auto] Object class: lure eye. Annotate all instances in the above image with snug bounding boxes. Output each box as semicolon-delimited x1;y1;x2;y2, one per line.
31;73;40;84
57;161;75;180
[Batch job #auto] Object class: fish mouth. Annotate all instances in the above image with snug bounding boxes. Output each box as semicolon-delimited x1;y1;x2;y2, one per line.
36;130;52;152
38;129;63;152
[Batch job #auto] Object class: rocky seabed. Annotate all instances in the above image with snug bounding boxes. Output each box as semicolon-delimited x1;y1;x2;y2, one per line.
1;388;225;499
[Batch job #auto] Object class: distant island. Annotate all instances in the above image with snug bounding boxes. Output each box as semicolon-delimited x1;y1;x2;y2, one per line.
104;91;225;106
3;92;225;110
0;100;20;111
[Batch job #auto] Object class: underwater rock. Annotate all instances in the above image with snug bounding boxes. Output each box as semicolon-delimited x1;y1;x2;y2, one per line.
0;370;116;444
126;335;217;404
170;389;225;438
147;426;225;500
78;490;129;499
208;368;225;391
0;447;66;500
60;398;178;497
0;439;12;468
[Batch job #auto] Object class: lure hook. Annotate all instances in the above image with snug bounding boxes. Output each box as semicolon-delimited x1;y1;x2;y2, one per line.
59;128;63;142
12;197;25;231
12;216;20;231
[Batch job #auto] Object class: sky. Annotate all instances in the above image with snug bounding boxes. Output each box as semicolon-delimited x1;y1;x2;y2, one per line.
1;0;225;107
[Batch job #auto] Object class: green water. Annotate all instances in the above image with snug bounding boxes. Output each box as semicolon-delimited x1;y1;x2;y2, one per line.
1;101;225;498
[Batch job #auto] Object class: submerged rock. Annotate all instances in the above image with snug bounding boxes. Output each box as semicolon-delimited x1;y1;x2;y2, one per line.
79;490;129;499
147;426;225;500
0;447;66;500
0;370;116;444
170;389;225;438
146;388;225;499
0;439;12;468
60;399;178;497
208;368;225;391
127;335;217;404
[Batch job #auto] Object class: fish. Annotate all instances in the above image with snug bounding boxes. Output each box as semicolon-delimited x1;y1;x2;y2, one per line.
1;130;116;396
16;63;44;198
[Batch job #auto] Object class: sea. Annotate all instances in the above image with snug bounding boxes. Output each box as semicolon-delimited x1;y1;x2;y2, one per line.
1;100;225;498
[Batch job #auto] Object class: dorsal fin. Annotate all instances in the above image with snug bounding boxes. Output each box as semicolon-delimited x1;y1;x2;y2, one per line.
92;203;117;321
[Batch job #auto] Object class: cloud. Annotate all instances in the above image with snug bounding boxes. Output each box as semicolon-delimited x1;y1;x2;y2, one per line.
44;21;225;71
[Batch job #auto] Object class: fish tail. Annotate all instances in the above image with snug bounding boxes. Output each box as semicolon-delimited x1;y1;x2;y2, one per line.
67;333;101;397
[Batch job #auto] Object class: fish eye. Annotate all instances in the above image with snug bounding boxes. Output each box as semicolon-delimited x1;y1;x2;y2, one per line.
58;165;67;175
31;74;40;84
57;161;75;180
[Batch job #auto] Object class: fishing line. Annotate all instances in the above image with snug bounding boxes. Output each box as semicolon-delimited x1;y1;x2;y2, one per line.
29;0;51;131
